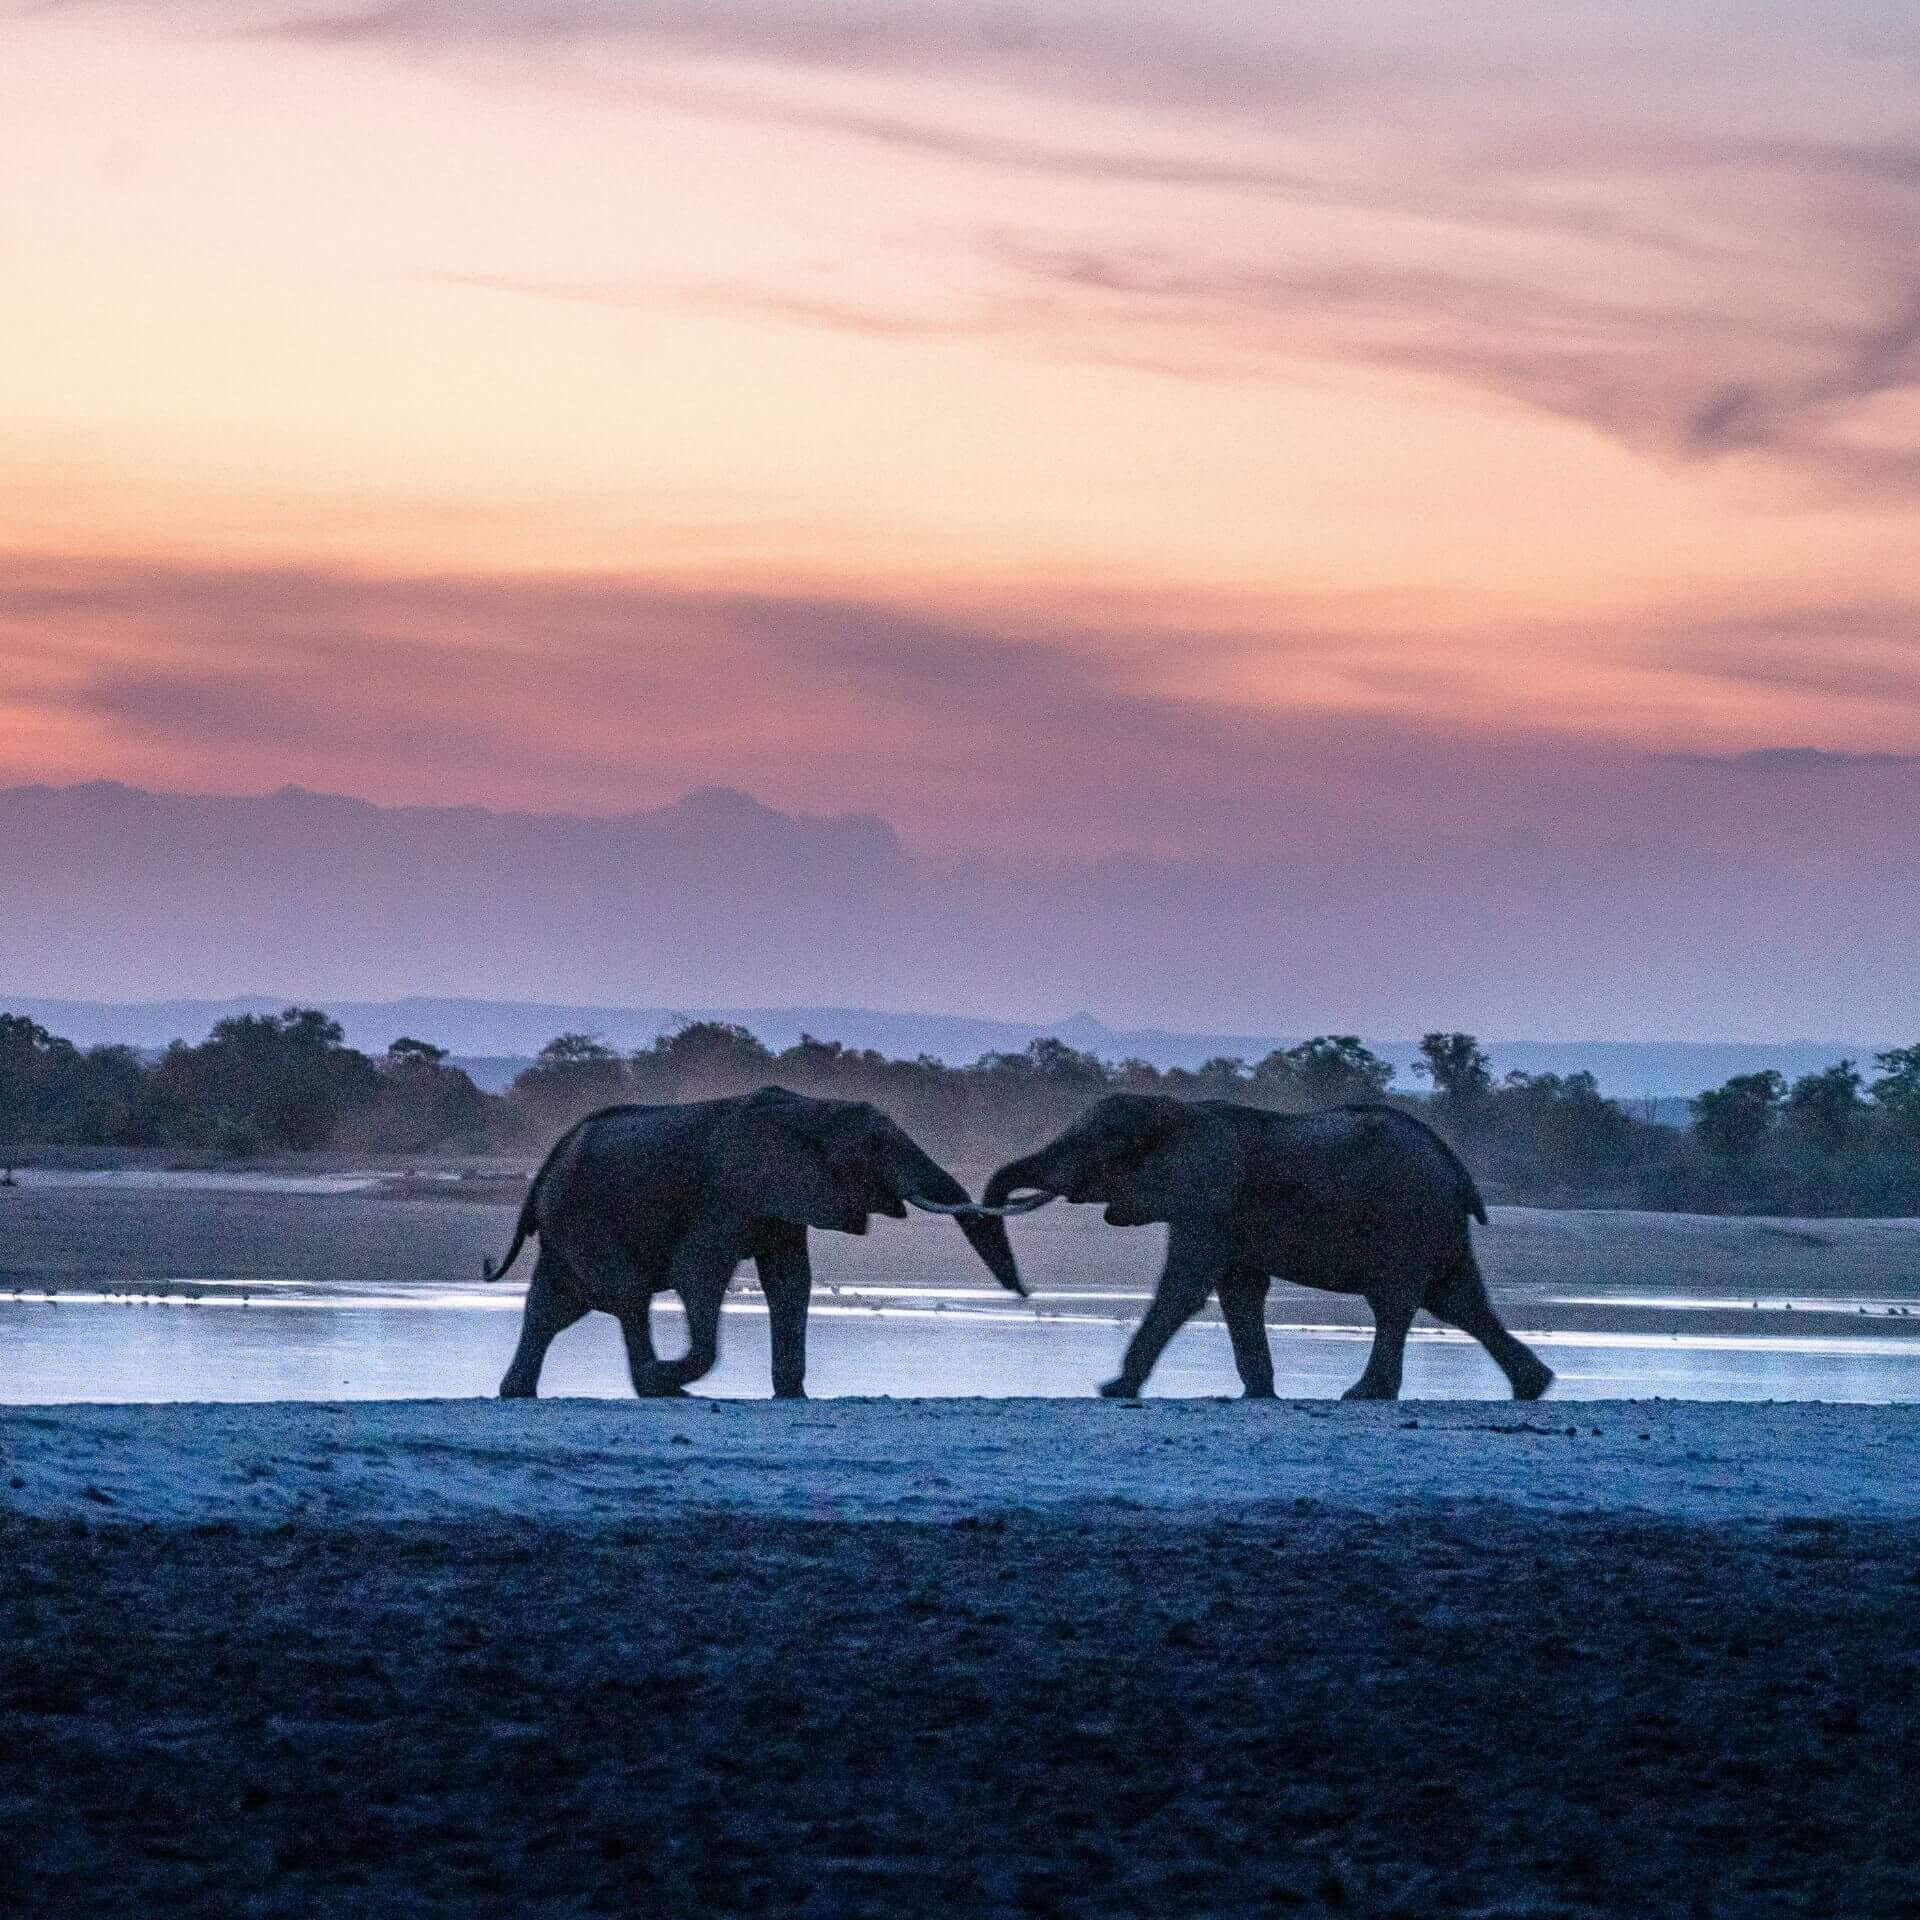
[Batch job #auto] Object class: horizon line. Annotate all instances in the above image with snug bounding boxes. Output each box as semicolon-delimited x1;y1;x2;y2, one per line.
0;988;1892;1055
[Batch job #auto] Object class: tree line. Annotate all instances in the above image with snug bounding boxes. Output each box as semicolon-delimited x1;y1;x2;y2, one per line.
4;1008;1920;1214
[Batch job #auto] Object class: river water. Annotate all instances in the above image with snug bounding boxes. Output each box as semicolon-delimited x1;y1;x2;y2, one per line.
6;1280;1920;1403
4;1173;1918;1402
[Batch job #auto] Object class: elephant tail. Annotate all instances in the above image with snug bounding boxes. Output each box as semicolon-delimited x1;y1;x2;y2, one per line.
484;1103;653;1280
1426;1127;1488;1224
483;1114;595;1280
482;1193;538;1282
1455;1161;1490;1226
1413;1119;1489;1225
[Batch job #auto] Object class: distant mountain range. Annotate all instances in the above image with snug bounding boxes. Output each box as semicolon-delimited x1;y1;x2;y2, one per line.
0;991;1883;1100
3;778;1914;1061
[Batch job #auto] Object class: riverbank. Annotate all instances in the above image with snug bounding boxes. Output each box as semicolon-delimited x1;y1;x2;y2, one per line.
7;1398;1920;1525
4;1402;1918;1916
5;1178;1920;1397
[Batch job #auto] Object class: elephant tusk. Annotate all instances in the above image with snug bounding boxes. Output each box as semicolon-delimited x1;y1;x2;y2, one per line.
984;1190;1059;1215
904;1190;1059;1218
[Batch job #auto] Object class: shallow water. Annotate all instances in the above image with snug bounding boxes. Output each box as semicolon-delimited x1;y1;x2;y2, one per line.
2;1168;394;1194
5;1283;1920;1403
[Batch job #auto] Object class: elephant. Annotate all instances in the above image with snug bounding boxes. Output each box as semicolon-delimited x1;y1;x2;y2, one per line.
483;1085;1025;1399
981;1095;1552;1403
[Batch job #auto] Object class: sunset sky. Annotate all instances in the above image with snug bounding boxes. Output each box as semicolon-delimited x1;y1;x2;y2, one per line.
1;3;1916;1027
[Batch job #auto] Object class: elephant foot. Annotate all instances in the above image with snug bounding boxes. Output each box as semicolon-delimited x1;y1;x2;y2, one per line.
631;1375;690;1399
1098;1376;1142;1400
1511;1359;1556;1401
499;1378;537;1400
1241;1382;1277;1401
1340;1379;1398;1401
772;1385;808;1401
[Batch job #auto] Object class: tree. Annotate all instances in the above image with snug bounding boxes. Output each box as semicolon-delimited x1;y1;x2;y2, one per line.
0;1013;69;1174
776;1034;852;1080
508;1032;629;1130
1021;1037;1111;1089
386;1036;450;1070
537;1032;618;1065
1869;1046;1920;1134
1413;1032;1493;1118
1492;1070;1633;1186
970;1039;1108;1087
646;1021;775;1098
351;1040;494;1152
1785;1060;1863;1153
1251;1036;1394;1108
1692;1070;1786;1163
962;1037;1112;1142
149;1007;379;1152
1190;1056;1253;1099
48;1043;146;1147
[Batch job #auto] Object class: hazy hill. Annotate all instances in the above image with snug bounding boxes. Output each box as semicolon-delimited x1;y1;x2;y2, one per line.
2;777;1914;1059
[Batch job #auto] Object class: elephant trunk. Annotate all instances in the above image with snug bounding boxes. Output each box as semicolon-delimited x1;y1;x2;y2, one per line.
957;1209;1025;1299
983;1150;1061;1209
888;1137;1028;1298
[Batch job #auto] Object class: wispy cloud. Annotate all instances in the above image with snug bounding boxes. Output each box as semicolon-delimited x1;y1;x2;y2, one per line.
1684;290;1920;455
5;552;1918;862
1660;746;1920;774
981;237;1920;497
1618;604;1920;706
426;267;1019;340
232;0;1349;115
24;3;1919;492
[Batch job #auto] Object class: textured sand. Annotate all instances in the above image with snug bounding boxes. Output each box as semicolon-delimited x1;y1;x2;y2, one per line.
5;1397;1919;1526
3;1401;1917;1918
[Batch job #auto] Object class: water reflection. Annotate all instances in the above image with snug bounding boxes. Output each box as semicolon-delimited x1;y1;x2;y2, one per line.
5;1289;1920;1404
3;1168;385;1195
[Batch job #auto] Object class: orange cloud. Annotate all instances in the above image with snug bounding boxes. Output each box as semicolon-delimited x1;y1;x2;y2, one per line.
3;552;1917;863
0;0;1914;876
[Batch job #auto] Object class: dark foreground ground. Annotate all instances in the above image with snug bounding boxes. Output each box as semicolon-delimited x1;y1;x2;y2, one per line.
5;1509;1917;1919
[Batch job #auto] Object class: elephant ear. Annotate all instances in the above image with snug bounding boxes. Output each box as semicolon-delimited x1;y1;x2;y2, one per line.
720;1090;867;1235
1105;1107;1240;1227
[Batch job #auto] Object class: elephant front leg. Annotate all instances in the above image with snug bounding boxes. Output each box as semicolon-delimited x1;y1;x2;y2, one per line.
753;1223;812;1399
1101;1224;1226;1399
619;1298;687;1398
634;1231;737;1395
499;1254;589;1399
1218;1267;1276;1399
1344;1283;1418;1401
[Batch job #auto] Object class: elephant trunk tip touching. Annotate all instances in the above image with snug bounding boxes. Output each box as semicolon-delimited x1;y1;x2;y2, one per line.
983;1158;1042;1209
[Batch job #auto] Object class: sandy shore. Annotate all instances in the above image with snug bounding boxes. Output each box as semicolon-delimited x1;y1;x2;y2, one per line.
6;1397;1920;1526
4;1401;1919;1917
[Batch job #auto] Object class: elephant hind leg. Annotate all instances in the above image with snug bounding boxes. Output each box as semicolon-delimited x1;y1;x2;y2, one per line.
1218;1267;1275;1399
1427;1249;1553;1400
499;1252;589;1399
1343;1281;1418;1401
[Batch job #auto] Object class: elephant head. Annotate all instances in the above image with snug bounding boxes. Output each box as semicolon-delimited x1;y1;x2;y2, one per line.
715;1087;1028;1296
983;1093;1241;1228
